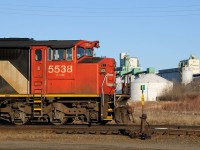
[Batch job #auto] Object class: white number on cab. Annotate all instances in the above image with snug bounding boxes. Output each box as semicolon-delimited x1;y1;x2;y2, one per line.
48;65;72;73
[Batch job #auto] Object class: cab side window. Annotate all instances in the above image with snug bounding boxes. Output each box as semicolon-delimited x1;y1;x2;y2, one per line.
66;48;72;60
35;49;42;61
77;47;84;59
85;48;93;56
48;48;73;61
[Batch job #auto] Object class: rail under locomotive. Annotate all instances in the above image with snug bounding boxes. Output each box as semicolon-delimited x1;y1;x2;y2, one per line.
0;38;130;125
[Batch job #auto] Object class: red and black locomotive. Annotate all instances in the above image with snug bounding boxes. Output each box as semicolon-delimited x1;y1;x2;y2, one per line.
0;38;119;125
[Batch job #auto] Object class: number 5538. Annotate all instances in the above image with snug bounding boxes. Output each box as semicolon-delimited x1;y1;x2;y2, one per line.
48;65;72;73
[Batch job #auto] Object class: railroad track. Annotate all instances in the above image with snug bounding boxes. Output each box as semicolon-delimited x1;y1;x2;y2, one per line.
0;123;200;139
123;125;200;139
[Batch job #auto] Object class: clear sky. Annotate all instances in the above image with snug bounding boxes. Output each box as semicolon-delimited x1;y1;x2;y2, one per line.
1;0;200;71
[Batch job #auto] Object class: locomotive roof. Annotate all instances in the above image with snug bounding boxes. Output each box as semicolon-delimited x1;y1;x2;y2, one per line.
0;38;79;49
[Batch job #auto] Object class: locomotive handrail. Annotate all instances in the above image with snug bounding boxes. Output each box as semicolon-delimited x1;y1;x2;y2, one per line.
101;74;108;107
101;73;115;107
105;73;114;87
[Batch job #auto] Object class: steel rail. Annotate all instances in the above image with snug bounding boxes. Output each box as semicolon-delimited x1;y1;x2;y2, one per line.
0;124;200;138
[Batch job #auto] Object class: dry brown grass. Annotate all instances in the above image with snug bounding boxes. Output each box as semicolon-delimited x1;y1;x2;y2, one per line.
132;100;200;126
159;81;200;101
131;81;200;126
162;97;200;112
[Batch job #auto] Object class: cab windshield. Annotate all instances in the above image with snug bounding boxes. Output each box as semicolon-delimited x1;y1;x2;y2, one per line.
77;47;93;59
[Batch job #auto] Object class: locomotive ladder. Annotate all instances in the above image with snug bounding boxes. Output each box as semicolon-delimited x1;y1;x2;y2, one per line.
33;94;44;117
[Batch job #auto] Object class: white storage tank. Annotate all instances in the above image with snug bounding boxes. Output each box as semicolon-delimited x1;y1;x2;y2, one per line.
131;74;173;101
182;67;193;85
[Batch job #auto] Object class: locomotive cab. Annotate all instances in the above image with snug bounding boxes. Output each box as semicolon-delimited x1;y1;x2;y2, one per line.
76;42;97;60
31;40;106;95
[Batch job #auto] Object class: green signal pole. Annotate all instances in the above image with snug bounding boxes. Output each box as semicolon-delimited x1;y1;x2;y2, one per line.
139;85;150;140
141;85;145;114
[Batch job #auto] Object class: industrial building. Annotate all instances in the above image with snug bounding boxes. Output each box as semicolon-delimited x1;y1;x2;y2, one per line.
158;55;200;85
116;52;140;76
179;55;200;74
158;68;181;83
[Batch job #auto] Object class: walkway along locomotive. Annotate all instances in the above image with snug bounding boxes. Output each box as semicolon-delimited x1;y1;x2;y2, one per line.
0;38;130;125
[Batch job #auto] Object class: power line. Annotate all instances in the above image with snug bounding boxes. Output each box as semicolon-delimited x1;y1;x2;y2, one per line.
0;10;200;18
1;6;200;14
0;2;200;10
0;2;200;18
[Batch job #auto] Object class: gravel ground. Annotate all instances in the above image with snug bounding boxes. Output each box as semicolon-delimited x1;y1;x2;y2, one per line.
0;133;200;150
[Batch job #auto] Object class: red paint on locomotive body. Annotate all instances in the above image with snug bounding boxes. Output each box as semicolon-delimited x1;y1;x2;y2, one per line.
31;40;116;95
31;46;47;94
76;58;116;95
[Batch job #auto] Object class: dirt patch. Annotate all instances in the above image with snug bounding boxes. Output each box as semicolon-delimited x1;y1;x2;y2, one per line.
0;134;200;150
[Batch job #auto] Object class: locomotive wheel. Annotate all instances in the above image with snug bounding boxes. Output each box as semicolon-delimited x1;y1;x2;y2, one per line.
12;111;28;125
51;111;67;125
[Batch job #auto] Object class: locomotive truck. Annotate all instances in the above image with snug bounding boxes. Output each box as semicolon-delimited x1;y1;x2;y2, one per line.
0;38;131;125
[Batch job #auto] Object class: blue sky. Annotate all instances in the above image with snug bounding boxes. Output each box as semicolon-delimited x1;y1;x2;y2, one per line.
1;0;200;71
